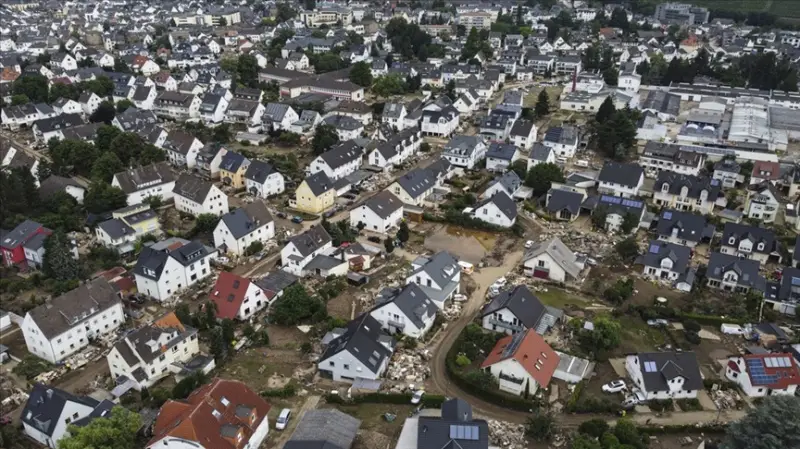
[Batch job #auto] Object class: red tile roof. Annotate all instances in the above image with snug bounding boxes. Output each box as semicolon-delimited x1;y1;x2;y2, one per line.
751;161;781;180
210;272;251;320
149;378;271;449
481;329;559;388
743;353;800;390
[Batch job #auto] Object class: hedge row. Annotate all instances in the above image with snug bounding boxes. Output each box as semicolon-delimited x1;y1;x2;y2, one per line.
563;381;622;414
639;423;728;435
324;392;446;408
679;313;746;326
444;343;539;412
260;384;297;398
703;378;739;391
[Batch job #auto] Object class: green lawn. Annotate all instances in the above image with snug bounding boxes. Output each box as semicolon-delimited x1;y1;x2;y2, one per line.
535;287;589;309
616;315;667;353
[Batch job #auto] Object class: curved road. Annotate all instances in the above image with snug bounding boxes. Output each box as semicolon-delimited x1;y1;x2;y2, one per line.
425;246;747;428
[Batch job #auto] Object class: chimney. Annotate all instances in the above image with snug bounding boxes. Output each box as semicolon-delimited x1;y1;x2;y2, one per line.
46;389;53;400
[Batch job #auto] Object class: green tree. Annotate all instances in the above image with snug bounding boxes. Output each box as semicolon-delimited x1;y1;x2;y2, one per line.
534;89;550;117
722;396;800;449
615;237;639;261
270;284;326;325
114;58;131;73
310;52;349;73
237;54;259;87
570;434;602;449
84;182;128;214
89;100;116;124
613;418;644;448
595;97;616;124
13;74;49;103
276;3;296;22
578;419;610;439
193;213;221;234
525;412;555;442
217;17;227;26
11;94;29;105
384;236;394;253
349;61;373;87
603;67;618;86
620;213;639;234
58;407;140;449
43;232;81;282
116;99;134;113
525;162;565;196
609;7;629;31
312;124;339;155
578;316;622;357
372;74;408;97
244;241;264;256
109;132;145;164
396;221;410;243
510;159;528;180
95;125;121;153
591;206;608;230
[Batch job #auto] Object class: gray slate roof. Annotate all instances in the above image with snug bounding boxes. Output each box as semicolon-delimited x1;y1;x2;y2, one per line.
721;223;777;255
481;285;547;329
635;351;703;393
396;168;436;199
360;191;403;219
244;160;277;184
416;398;489;449
27;278;120;339
410;251;460;290
219;201;273;239
375;283;436;329
706;252;765;290
655;172;722;200
318;140;362;169
21;384;99;437
598;161;643;188
524;238;580;279
288;226;332;258
304;171;335;196
547;189;584;215
486;142;517;161
114;162;174;194
475;191;517;221
173;174;214;203
286;409;361;449
529;143;552;161
656;209;713;243
641;240;692;274
319;314;393;376
487;171;521;195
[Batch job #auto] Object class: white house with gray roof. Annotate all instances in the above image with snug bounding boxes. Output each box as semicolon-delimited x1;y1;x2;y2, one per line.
472;191;517;228
442;135;487;170
510;119;538;150
308;140;363;180
527;143;556;171
281;226;334;276
485;142;521;172
523;238;581;283
318;314;394;382
134;239;217;301
244;160;285;198
598;161;645;198
483;171;522;199
370;284;437;338
112;162;176;206
262;102;299;131
213;201;275;256
382;103;407;130
480;285;562;335
367;127;422;170
640;240;696;292
542;125;579;159
22;278;124;364
172;174;229;217
406;252;461;309
706;252;766;295
387;167;438;207
350;191;404;234
21;384;112;448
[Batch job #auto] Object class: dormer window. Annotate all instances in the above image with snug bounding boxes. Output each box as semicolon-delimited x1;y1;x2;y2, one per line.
757;242;765;251
661;183;669;192
728;237;736;245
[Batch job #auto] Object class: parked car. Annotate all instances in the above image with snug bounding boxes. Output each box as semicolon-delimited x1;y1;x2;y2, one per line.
291;216;304;224
411;390;424;404
276;211;287;219
621;390;647;408
276;408;292;430
524;240;534;249
323;209;336;218
601;380;627;393
647;319;669;327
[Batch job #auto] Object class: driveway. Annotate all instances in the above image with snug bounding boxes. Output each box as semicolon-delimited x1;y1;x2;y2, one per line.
608;358;627;377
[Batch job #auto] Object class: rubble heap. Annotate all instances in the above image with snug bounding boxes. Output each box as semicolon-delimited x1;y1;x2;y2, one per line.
487;420;527;449
442;301;463;320
386;349;432;383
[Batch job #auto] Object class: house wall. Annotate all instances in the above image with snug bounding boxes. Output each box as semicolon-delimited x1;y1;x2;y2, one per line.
598;179;641;198
523;253;568;282
23;399;95;448
319;349;385;382
625;355;698;400
245;173;285;198
486;358;539;396
213;221;275;257
481;307;526;335
370;301;429;339
294;182;335;214
719;244;769;264
349;205;403;234
114;180;176;206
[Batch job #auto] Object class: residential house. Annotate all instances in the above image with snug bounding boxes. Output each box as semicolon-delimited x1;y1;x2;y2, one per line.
31;114;84;143
322;115;364;140
656;209;714;248
21;384;115;449
218;152;251;189
213;201;275;257
527;143;556;171
719;223;781;264
367;127;422;170
510;119;537;150
309;140;363;180
750;161;781;185
625;351;703;399
485;142;521;172
725;353;800;397
319;313;394;383
283;410;360;449
522;238;582;283
386;167;437;207
653;172;722;214
481;329;559;396
280;226;333;276
382;102;407;130
38;175;85;204
133;239;217;301
745;182;781;223
163;130;203;169
420;107;459;137
195;145;227;180
442;135;488;170
22;278;123;364
95;204;161;255
209;272;270;321
112;162;176;206
639;142;705;178
1;219;51;268
244;160;285;198
598;162;644;198
262;103;299;131
483;171;522;199
705;252;765;294
370;284;437;339
225;99;265;129
107;312;206;390
293;171;336;214
146;379;271;449
640;240;696;292
349;191;404;235
408;399;489;449
173;174;229;217
545;188;586;222
593;194;646;233
542;126;579;159
713;159;744;188
480;285;562;335
153;92;201;120
406;252;461;309
198;94;229;124
471;192;517;228
78;92;102;115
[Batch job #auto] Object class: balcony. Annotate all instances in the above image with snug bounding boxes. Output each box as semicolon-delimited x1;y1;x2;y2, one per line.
488;317;524;332
387;319;405;329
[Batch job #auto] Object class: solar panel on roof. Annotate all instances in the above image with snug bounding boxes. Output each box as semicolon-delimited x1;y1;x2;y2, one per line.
792;277;800;287
649;244;661;254
501;332;526;358
663;211;672;219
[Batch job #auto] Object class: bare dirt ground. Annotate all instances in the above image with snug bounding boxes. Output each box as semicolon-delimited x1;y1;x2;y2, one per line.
423;225;494;264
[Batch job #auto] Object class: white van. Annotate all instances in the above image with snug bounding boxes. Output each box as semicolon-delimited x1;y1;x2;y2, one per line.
575;159;590;168
276;408;292;430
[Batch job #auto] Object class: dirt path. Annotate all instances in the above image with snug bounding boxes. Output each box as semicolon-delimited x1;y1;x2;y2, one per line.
271;395;321;447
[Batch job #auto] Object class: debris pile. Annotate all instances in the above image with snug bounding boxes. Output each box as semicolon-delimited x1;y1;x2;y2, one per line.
487;420;527;449
386;349;431;382
442;302;462;320
711;386;743;410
